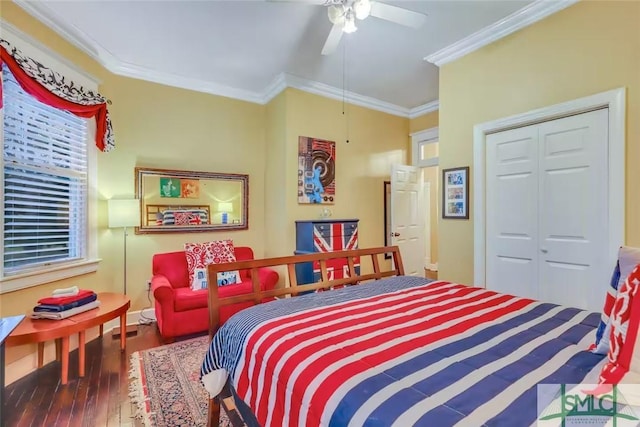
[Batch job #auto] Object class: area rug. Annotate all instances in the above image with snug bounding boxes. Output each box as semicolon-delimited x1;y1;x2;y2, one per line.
129;335;232;426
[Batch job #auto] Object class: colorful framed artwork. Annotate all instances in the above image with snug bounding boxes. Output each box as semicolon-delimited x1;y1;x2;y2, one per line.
180;179;200;198
442;166;469;219
297;136;336;204
160;177;181;198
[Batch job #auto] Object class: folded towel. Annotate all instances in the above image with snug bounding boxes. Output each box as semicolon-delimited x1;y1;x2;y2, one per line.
51;286;79;297
34;293;98;312
38;289;95;306
30;300;101;320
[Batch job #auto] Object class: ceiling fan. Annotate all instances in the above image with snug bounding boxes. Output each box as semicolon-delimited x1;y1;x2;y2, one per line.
319;0;427;55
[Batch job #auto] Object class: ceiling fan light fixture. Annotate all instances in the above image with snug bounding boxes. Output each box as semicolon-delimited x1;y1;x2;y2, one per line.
327;5;345;25
343;10;357;33
353;0;371;20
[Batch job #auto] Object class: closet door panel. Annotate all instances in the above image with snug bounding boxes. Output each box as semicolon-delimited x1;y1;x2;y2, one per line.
537;109;609;311
486;125;539;300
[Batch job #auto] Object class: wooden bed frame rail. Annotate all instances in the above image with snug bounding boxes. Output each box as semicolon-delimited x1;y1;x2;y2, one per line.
205;245;404;427
206;245;404;337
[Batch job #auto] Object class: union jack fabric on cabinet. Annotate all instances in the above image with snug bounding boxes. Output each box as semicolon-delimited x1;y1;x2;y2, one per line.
312;221;359;281
201;277;604;427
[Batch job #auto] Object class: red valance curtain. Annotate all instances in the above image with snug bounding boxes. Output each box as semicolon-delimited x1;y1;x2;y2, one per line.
0;39;115;152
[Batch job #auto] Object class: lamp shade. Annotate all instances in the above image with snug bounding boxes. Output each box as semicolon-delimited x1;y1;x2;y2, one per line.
327;5;345;24
108;199;140;228
343;11;357;33
218;202;233;213
353;0;371;20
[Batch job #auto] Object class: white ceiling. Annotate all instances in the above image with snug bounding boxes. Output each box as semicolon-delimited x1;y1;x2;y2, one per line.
13;0;544;115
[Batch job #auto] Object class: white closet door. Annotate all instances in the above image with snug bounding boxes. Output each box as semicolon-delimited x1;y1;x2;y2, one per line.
486;109;609;311
537;109;608;312
486;125;539;300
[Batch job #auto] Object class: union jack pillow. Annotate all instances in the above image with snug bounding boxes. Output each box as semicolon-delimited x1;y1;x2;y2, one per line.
162;209;208;226
589;262;621;354
174;211;196;226
590;246;640;354
185;240;241;290
597;263;640;386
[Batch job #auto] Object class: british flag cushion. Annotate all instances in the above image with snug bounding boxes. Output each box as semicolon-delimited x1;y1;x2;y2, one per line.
590;246;640;354
184;240;241;290
162;209;209;226
596;263;640;387
589;262;621;354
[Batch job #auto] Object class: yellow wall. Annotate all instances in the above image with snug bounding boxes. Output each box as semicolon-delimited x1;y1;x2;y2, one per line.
101;76;268;304
266;89;410;270
0;69;268;316
1;4;268;374
0;3;413;379
423;165;439;265
264;91;288;258
438;0;640;283
410;110;439;135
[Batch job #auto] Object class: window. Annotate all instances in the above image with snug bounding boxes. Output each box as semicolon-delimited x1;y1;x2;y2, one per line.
420;141;438;160
1;64;98;292
411;127;439;168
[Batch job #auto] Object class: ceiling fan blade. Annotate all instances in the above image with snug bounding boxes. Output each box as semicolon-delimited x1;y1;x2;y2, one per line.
265;0;325;3
321;23;344;56
369;2;426;28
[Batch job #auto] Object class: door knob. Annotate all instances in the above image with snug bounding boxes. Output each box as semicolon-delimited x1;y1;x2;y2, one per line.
541;248;548;253
391;232;400;237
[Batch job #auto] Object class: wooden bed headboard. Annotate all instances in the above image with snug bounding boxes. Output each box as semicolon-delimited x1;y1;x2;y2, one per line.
206;246;404;336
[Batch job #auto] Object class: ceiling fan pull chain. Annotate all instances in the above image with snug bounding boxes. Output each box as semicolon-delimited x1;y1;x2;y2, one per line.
343;38;350;144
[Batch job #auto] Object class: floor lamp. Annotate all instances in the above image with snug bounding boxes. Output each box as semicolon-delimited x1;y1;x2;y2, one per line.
218;202;233;225
108;198;140;337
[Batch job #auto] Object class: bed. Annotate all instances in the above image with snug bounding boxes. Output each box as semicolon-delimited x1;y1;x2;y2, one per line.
144;203;210;226
200;246;606;426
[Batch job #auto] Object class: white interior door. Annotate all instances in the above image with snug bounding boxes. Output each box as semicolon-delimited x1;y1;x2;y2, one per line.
423;182;431;270
391;164;426;276
486;109;609;311
486;125;539;300
537;109;608;311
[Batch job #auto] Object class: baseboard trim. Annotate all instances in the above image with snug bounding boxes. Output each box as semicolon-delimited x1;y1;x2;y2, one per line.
5;308;156;386
101;307;157;332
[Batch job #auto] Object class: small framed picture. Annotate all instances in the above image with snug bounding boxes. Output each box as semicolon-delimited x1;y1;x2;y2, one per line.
442;166;469;219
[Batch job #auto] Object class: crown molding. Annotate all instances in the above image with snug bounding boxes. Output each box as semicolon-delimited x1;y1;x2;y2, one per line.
261;73;439;118
273;73;412;117
424;0;579;67
13;0;265;103
14;0;439;117
14;0;101;61
111;60;265;104
0;18;100;86
408;100;439;119
261;73;288;103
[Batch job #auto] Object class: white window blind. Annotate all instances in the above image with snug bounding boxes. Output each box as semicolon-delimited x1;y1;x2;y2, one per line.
2;64;89;276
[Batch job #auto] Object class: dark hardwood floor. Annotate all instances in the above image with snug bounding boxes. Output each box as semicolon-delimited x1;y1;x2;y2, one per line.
3;322;164;427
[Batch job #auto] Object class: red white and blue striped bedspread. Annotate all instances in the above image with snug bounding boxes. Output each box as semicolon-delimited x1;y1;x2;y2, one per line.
201;277;604;427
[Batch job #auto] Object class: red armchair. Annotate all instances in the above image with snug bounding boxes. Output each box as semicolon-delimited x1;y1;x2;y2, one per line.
151;247;279;341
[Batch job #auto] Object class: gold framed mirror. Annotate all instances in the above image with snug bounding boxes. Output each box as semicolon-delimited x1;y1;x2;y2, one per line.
134;167;249;234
